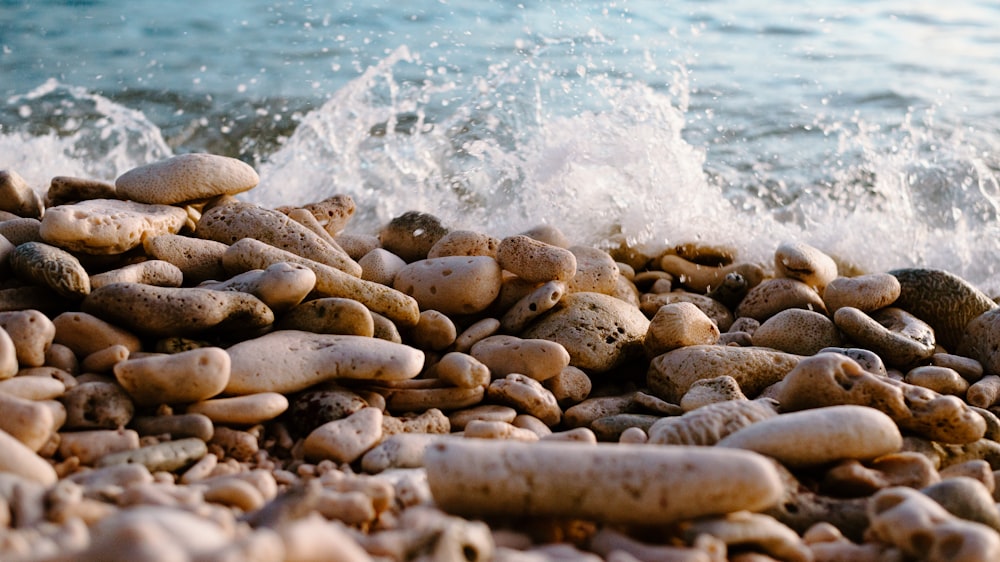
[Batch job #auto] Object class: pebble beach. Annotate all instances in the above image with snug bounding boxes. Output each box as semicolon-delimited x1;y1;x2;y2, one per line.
1;153;1000;561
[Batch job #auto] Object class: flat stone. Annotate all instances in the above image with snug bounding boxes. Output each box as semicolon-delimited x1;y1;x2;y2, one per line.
114;347;230;406
115;153;259;204
647;345;801;403
522;292;649;373
187;393;288;425
823;273;901;314
752;308;842;356
470;335;570;382
736;278;827;322
40;199;187;255
225;330;424;395
891;268;998;351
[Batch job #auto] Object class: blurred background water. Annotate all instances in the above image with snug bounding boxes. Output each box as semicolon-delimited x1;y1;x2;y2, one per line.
3;0;1000;289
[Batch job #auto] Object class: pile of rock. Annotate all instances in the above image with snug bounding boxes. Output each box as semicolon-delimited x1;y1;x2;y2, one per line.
1;155;1000;561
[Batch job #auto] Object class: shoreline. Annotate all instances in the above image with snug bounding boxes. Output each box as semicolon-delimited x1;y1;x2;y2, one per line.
1;155;999;560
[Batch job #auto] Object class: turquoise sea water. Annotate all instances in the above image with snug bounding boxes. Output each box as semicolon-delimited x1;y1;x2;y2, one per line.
3;1;1000;288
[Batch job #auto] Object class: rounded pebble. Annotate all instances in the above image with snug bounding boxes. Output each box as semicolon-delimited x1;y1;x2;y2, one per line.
115;153;259;204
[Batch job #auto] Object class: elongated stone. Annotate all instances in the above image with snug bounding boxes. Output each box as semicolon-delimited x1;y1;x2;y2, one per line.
115;153;258;204
40;199;187;255
890;268;998;351
225;330;424;395
223;238;420;327
647;345;801;403
497;235;577;283
0;428;57;486
393;256;503;316
9;241;90;299
96;437;207;473
470;335;570;382
82;282;273;337
114;347;230;406
425;440;783;524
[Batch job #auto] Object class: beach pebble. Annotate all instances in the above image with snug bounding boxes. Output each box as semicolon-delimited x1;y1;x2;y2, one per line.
968;375;1000;409
834;306;935;367
454;317;501;353
487;374;562;426
287;387;369;435
361;433;443;473
522;292;649;373
658;254;764;294
680;375;748;411
563;394;634;428
61;381;134;430
640;291;735;332
283;194;356;236
643;301;720;358
816;346;887;375
905;365;969;397
774;241;838;292
448;405;518;430
470;335;570;382
892;267;999;352
0;309;56;368
379;210;450;263
567;245;619;295
393;255;502;316
223;237;420;326
683;511;813;562
277;297;375;337
45;175;118;206
777;353;986;444
0;374;64;400
209;426;259;461
96;436;207;473
0;428;57;486
0;327;17;380
40;198;187;254
0;217;42;248
114;347;230;406
90;259;184;289
199;199;361;276
359;247;408;285
0;391;57;451
752;308;843;356
542;365;592;408
957;308;1000;377
83;282;273;337
9;241;91;298
647;344;801;403
226;330;424;394
188;392;288;425
425;440;783;524
922;476;1000;532
80;343;129;373
822;273;901;313
200;261;316;313
427;229;499;259
0;169;44;218
131;413;214;442
500;280;566;334
142;234;228;283
736;278;827;322
52;311;142;358
647;398;780;446
377;383;485;413
717;405;902;468
116;153;259;204
58;429;140;465
429;352;491;389
409;310;457;350
497;234;577;283
303;407;383;463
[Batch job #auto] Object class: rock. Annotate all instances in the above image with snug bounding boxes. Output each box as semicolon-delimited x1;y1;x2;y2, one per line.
359;248;408;285
680;375;748;411
486;374;562;427
408;310;457;350
40;198;187;254
90;260;184;289
0;309;56;367
752;308;842;356
639;291;735;332
822;273;901;314
225;330;424;395
500;281;566;334
61;381;134;430
647;398;780;446
303;407;383;463
922;477;1000;533
58;429;140;466
82;282;274;337
647;345;801;403
379;211;450;263
774;241;838;292
905;365;969;397
717;405;902;468
131;414;214;442
281;194;356;236
542;366;592;408
96;438;207;473
277;297;375;337
522;292;649;373
567;245;619;295
958;308;1000;377
0;392;56;451
288;388;370;435
428;352;491;389
0;169;43;218
834;306;935;367
187;392;289;425
424;440;783;524
736;278;827;322
891;268;998;351
0;428;57;486
643;301;720;358
142;234;229;283
115;153;259;204
393;256;503;316
114;347;230;406
427;230;499;259
199;262;316;314
497;235;577;283
45;175;117;206
52;311;142;358
470;335;570;382
9;241;91;299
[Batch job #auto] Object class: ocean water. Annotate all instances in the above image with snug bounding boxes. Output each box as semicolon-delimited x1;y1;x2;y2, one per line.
3;1;1000;290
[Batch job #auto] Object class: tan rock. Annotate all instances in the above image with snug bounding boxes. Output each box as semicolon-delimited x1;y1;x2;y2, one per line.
822;273;901;314
45;175;117;206
736;278;827;322
0;391;56;451
905;365;969;397
187;392;288;425
648;398;779;446
82;282;273;337
0;310;56;368
774;241;838;292
379;211;449;263
115;153;258;204
497;235;577;283
752;308;843;356
680;375;748;411
500;280;566;334
40;199;187;255
303;407;383;463
427;229;499;259
0;428;57;485
448;405;518;430
542;365;592;408
425;440;783;524
958;308;1000;376
429;352;491;389
52;311;142;358
358;248;407;286
80;343;130;373
567;245;619;295
0;374;64;400
639;291;735;332
62;381;133;430
89;260;184;289
834;306;935;367
198;199;361;276
454;317;501;353
408;309;457;351
277;297;375;337
643;301;720;357
142;234;228;283
647;345;801;403
0;217;42;246
892;268;998;351
199;261;316;313
470;335;570;382
96;437;207;472
114;347;230;406
9;241;90;299
58;429;140;466
0;169;43;218
223;237;420;326
375;383;485;414
658;254;765;294
522;292;649;373
487;374;561;426
225;330;424;395
968;375;1000;409
393;256;503;316
281;194;356;236
718;405;902;468
0;326;17;380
